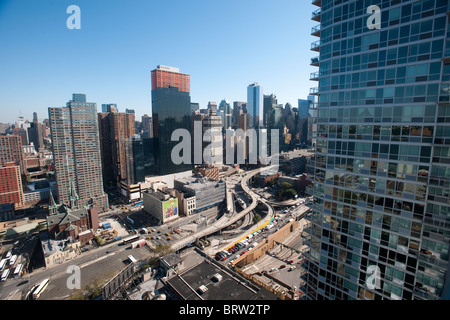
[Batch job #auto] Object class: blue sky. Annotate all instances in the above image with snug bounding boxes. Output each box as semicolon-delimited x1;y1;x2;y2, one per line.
0;0;317;123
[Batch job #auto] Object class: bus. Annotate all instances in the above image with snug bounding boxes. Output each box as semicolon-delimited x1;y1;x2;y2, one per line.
128;255;137;264
13;264;23;278
32;278;49;300
127;217;135;225
9;255;17;266
133;201;143;207
121;235;139;245
0;259;7;272
1;269;10;281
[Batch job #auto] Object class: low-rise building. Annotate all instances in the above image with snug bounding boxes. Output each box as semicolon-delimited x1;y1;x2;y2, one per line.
46;184;99;244
174;177;225;213
143;189;179;225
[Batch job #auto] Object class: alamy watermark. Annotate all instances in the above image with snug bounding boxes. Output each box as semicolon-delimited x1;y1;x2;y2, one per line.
66;5;81;30
365;265;381;290
170;121;280;169
66;265;81;290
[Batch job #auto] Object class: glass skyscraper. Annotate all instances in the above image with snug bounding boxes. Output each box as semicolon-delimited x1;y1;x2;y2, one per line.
152;87;192;175
247;82;264;129
304;0;450;300
151;65;193;176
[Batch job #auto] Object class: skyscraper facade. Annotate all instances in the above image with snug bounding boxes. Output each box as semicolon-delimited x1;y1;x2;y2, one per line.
98;110;135;186
219;99;232;132
264;94;285;155
151;66;192;175
0;135;24;174
304;0;450;300
247;82;264;129
151;65;190;93
233;101;247;129
203;102;223;165
49;94;109;212
28;112;44;152
0;162;24;208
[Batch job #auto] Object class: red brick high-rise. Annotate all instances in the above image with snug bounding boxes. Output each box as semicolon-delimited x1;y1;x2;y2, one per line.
151;65;190;93
0;162;24;208
0;135;24;174
98;111;135;185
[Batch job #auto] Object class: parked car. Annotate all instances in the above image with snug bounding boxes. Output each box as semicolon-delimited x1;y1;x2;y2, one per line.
279;265;286;269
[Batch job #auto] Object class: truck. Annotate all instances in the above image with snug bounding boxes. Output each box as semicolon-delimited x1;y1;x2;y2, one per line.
102;222;111;229
130;239;146;249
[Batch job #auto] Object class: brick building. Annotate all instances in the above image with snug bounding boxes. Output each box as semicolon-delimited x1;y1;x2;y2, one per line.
46;183;99;244
0;162;24;208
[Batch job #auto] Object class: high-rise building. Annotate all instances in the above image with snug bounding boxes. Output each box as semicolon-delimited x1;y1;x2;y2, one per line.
0;135;24;174
232;101;247;129
98;110;135;186
141;114;153;138
151;65;190;93
49;94;108;212
247;82;263;129
0;162;24;208
304;0;450;300
191;102;200;115
219;100;232;132
151;66;192;175
263;94;285;155
203;102;223;165
298;97;315;146
102;104;118;113
28;112;44;152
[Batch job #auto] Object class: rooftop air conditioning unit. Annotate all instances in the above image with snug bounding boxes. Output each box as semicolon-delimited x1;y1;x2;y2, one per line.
198;285;208;294
213;273;223;282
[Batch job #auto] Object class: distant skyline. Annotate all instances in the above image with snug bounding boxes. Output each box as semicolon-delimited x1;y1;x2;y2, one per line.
0;0;317;123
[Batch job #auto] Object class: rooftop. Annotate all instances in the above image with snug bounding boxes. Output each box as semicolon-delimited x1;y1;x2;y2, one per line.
166;259;277;301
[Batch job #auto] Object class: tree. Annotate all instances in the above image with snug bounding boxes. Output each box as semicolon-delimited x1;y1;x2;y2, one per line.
253;214;262;224
281;182;293;191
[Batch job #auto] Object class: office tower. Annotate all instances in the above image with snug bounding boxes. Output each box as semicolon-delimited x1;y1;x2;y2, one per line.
191;112;205;165
247;82;264;129
219;99;232;132
0;162;24;208
304;0;450;300
298;98;315;146
98;110;135;186
28;112;44;152
13;127;28;146
124;135;156;185
238;113;249;161
151;66;192;175
141;114;153;138
102;104;118;113
233;101;247;129
191;102;200;115
203;102;223;165
48;94;109;212
264;94;285;155
0;135;24;174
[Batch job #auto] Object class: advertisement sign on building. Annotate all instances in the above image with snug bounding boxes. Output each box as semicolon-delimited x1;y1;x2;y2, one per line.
163;198;178;220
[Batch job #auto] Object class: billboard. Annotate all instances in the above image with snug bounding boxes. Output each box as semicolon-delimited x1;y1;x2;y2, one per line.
163;198;178;220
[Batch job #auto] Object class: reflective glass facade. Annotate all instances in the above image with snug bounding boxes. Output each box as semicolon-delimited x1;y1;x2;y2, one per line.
304;0;450;300
152;87;192;175
247;82;264;129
